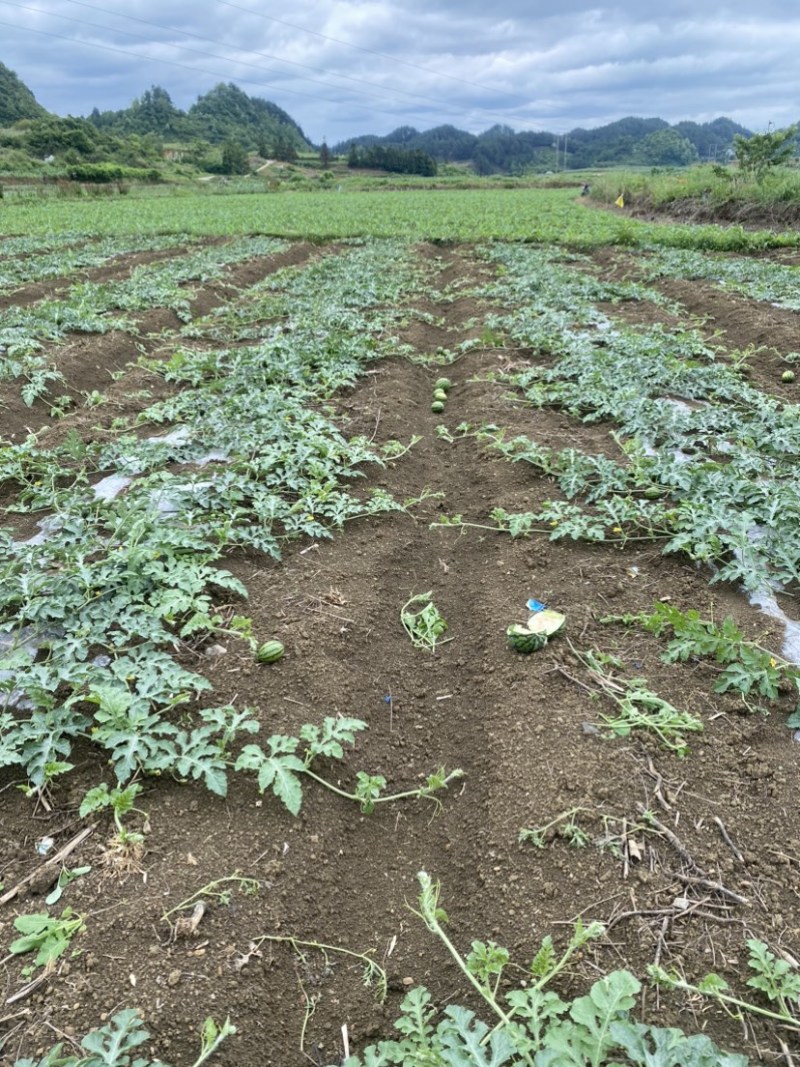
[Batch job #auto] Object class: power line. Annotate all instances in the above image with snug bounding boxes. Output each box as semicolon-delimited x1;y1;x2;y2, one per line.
0;2;524;132
0;11;313;108
214;0;512;97
54;0;484;116
0;1;334;103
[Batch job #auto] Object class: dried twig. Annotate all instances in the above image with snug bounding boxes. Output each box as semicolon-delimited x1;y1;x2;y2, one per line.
713;816;745;864
0;825;96;906
644;757;673;812
673;872;749;906
652;915;671;969
5;963;54;1006
636;805;702;873
553;665;596;695
605;906;676;933
622;817;630;881
779;1038;797;1067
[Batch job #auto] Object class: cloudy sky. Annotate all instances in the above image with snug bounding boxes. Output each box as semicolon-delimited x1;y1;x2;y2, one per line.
1;1;798;143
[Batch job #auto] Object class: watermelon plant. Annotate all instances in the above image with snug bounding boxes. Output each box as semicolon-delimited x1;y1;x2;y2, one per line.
10;1010;234;1067
459;243;800;601
400;592;450;652
234;716;463;816
0;241;435;808
341;872;747;1066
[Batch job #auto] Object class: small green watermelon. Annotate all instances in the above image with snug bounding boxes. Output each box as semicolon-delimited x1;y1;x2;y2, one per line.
257;640;285;663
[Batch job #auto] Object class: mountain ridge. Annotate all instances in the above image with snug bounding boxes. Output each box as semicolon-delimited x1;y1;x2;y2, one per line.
0;59;759;173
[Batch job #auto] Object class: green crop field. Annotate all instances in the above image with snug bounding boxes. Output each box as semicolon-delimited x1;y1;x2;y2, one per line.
2;184;800;250
1;184;799;1066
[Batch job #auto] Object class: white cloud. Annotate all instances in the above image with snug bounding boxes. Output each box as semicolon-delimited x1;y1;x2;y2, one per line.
2;0;800;140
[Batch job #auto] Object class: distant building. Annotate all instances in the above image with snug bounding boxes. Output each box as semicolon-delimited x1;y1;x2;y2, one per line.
162;144;191;162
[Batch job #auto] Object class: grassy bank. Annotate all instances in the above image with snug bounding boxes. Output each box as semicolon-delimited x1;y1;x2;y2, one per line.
589;163;800;226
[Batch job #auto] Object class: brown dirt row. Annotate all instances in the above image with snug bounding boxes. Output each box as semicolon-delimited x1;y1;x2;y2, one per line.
0;241;321;445
588;248;800;401
1;245;799;1065
0;241;223;312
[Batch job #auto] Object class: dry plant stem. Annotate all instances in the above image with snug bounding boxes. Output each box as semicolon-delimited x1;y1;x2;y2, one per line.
644;806;750;909
636;805;702;873
673;872;748;906
5;964;54;1006
251;935;388;1001
779;1038;796;1067
713;816;746;864
644;757;672;812
652;915;671;969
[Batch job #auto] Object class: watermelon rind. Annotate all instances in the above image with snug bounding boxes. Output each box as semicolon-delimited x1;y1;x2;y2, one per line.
506;625;548;653
525;610;566;636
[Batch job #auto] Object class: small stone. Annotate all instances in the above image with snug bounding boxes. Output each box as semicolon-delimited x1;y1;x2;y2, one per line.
168;969;181;987
402;976;414;987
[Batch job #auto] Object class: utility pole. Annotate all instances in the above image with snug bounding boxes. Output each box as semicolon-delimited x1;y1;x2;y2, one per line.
563;133;568;171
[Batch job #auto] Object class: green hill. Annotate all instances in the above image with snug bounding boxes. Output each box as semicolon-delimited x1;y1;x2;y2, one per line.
0;61;47;125
0;59;770;178
334;115;756;174
88;82;310;153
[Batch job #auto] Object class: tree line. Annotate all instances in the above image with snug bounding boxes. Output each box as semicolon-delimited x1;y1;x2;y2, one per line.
346;143;437;176
335;116;763;174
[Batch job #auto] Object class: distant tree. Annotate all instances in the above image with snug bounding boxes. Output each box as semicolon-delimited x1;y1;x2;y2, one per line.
24;117;98;157
633;129;698;167
384;125;419;145
346;143;436;176
672;117;749;161
418;125;478;162
273;131;298;162
220;139;249;175
126;86;185;138
319;141;331;167
734;124;798;182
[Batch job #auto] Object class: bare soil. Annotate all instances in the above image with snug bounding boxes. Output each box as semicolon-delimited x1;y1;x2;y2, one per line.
1;243;799;1066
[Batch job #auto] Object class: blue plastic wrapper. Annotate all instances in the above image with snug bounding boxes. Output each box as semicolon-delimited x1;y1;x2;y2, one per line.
526;598;546;613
